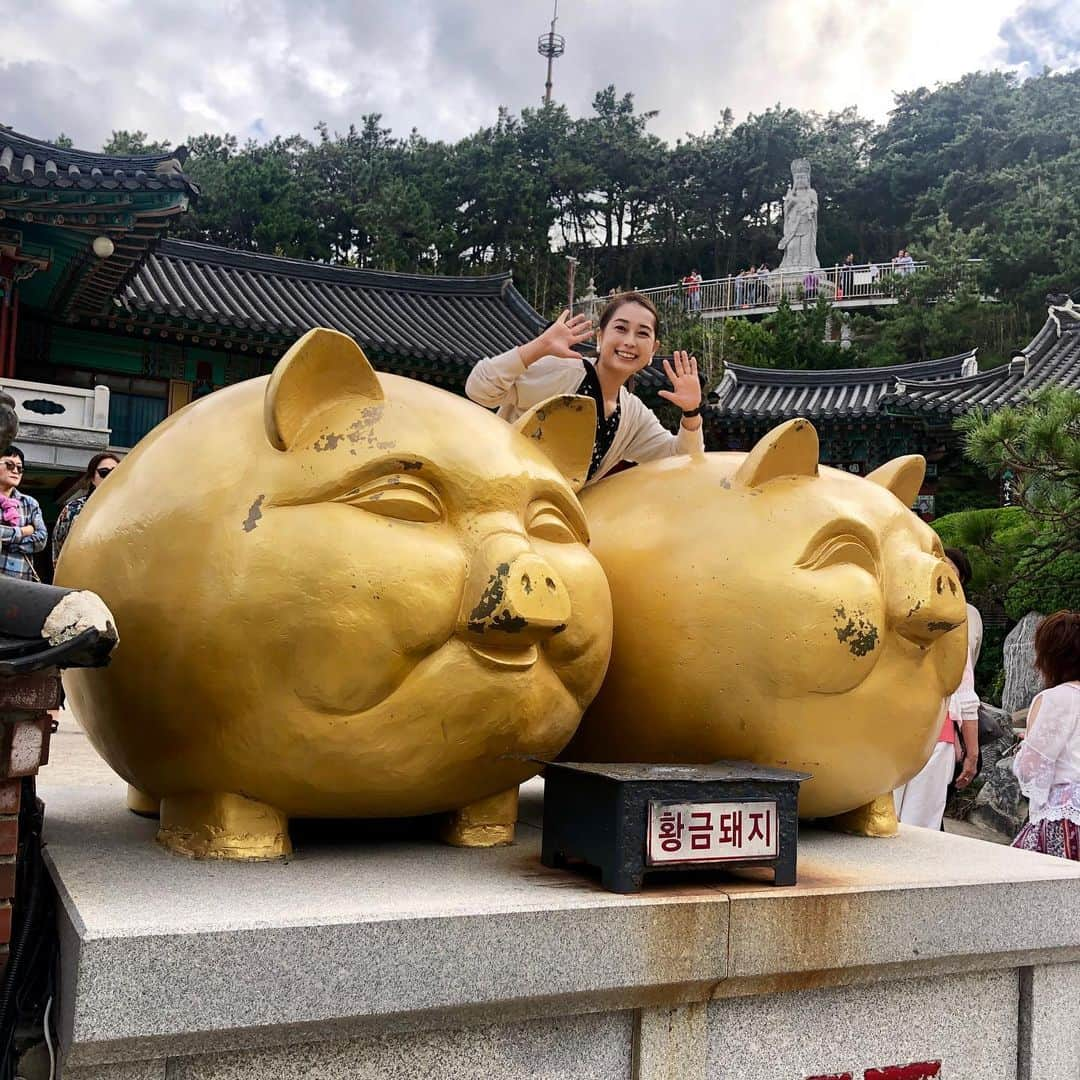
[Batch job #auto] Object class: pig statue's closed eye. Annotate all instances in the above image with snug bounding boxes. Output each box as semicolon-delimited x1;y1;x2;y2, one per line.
566;418;968;834
57;328;613;859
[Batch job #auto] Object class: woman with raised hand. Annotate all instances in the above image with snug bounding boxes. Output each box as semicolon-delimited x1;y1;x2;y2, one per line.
466;292;704;486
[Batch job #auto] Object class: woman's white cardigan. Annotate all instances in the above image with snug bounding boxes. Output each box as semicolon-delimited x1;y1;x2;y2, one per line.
465;348;704;484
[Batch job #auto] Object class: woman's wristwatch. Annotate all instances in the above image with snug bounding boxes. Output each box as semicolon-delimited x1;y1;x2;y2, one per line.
681;407;702;418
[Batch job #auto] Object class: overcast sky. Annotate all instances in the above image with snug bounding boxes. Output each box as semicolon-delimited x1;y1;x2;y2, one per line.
4;0;1079;151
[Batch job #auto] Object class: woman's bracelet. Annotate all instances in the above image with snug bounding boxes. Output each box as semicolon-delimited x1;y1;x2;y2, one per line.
681;407;702;419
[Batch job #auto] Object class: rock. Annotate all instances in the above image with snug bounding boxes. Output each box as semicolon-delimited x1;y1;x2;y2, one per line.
978;702;1013;746
968;746;1028;841
1002;612;1045;715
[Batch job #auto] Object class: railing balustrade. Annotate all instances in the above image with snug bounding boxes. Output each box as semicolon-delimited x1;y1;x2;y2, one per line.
573;261;973;319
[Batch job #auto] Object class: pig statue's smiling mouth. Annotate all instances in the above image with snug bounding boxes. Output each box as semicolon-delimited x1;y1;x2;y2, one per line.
466;641;540;670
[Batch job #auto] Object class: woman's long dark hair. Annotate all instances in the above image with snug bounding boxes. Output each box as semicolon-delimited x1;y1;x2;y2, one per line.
80;452;120;496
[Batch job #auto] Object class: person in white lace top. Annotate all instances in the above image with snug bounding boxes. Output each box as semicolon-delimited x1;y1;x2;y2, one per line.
1011;610;1080;860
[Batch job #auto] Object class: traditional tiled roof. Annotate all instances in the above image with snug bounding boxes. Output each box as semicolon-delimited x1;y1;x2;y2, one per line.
0;128;198;320
0;127;197;195
119;240;548;368
710;352;977;421
885;301;1080;416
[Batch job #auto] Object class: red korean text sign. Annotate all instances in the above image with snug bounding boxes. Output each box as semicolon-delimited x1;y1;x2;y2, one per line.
646;800;777;865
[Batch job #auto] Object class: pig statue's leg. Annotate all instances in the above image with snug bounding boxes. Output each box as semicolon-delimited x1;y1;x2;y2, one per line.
440;787;519;847
126;785;160;818
823;794;899;838
157;791;292;859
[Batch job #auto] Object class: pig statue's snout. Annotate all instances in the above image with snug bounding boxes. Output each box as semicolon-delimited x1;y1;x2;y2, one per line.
893;554;967;646
460;535;571;647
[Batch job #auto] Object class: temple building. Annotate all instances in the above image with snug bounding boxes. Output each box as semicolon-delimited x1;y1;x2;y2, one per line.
3;126;1079;547
706;305;1080;516
0;129;546;536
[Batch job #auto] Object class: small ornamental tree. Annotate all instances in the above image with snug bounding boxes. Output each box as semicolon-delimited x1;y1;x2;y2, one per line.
956;386;1080;576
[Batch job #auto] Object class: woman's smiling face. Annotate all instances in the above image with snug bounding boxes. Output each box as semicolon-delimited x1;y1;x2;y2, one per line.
596;301;658;381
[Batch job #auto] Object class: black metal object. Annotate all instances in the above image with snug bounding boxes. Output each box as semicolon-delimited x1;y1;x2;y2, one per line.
0;780;52;1080
540;760;810;894
0;578;117;1077
0;578;117;674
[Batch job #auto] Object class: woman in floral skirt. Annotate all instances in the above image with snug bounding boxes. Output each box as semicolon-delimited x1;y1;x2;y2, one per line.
1012;611;1080;860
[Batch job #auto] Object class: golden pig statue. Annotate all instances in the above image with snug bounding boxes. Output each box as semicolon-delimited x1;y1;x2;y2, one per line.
565;418;967;836
57;328;613;859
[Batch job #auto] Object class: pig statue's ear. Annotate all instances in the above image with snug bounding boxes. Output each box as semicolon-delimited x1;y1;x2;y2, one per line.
734;417;819;488
514;395;597;493
264;327;384;451
866;455;925;509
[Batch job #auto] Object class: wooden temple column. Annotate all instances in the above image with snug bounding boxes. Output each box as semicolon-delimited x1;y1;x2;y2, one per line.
0;256;12;379
4;288;17;380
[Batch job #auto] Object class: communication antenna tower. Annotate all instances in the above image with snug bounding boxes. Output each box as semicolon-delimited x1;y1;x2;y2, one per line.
537;0;565;106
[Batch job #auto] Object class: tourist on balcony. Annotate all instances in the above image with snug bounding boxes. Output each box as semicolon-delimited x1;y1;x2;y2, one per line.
840;253;856;298
756;263;771;304
466;292;704;486
893;248;916;276
1011;611;1080;861
745;266;759;306
0;447;46;582
52;452;121;564
734;269;747;308
683;269;702;312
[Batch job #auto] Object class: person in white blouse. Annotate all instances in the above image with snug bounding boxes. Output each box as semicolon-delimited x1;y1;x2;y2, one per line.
945;547;983;669
893;551;981;828
1011;611;1080;860
465;293;705;486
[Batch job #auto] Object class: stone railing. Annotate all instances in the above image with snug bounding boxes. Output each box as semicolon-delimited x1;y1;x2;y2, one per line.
0;377;111;470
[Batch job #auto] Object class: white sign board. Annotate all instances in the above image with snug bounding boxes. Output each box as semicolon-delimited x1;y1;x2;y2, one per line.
646;800;778;865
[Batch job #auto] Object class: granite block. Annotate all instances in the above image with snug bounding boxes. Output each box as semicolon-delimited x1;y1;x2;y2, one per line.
163;1010;633;1080
705;968;1017;1079
724;824;1080;981
634;1002;707;1080
45;781;727;1066
63;1062;166;1080
39;734;1080;1076
1018;960;1080;1080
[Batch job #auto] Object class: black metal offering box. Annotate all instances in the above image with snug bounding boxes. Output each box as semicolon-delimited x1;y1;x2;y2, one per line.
540;761;810;894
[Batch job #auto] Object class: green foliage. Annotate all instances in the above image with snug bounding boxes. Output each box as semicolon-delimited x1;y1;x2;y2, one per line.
932;502;1079;620
957;386;1080;562
719;296;857;370
932;389;1080;697
138;67;1080;326
931;506;1033;601
1006;550;1080;619
101;130;172;156
929;504;1080;700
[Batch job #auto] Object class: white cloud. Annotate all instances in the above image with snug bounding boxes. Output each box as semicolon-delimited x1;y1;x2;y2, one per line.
0;0;1071;152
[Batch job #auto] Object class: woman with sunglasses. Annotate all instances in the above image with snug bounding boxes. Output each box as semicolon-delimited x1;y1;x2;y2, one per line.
51;453;120;563
0;446;47;581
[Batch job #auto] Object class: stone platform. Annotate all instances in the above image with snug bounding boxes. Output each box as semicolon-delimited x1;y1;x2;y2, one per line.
40;726;1080;1079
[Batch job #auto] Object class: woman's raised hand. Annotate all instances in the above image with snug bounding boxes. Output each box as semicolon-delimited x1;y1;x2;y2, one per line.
520;310;594;367
658;351;701;412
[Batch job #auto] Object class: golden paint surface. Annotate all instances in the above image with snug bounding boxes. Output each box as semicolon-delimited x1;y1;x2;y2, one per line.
57;330;613;855
568;420;967;822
